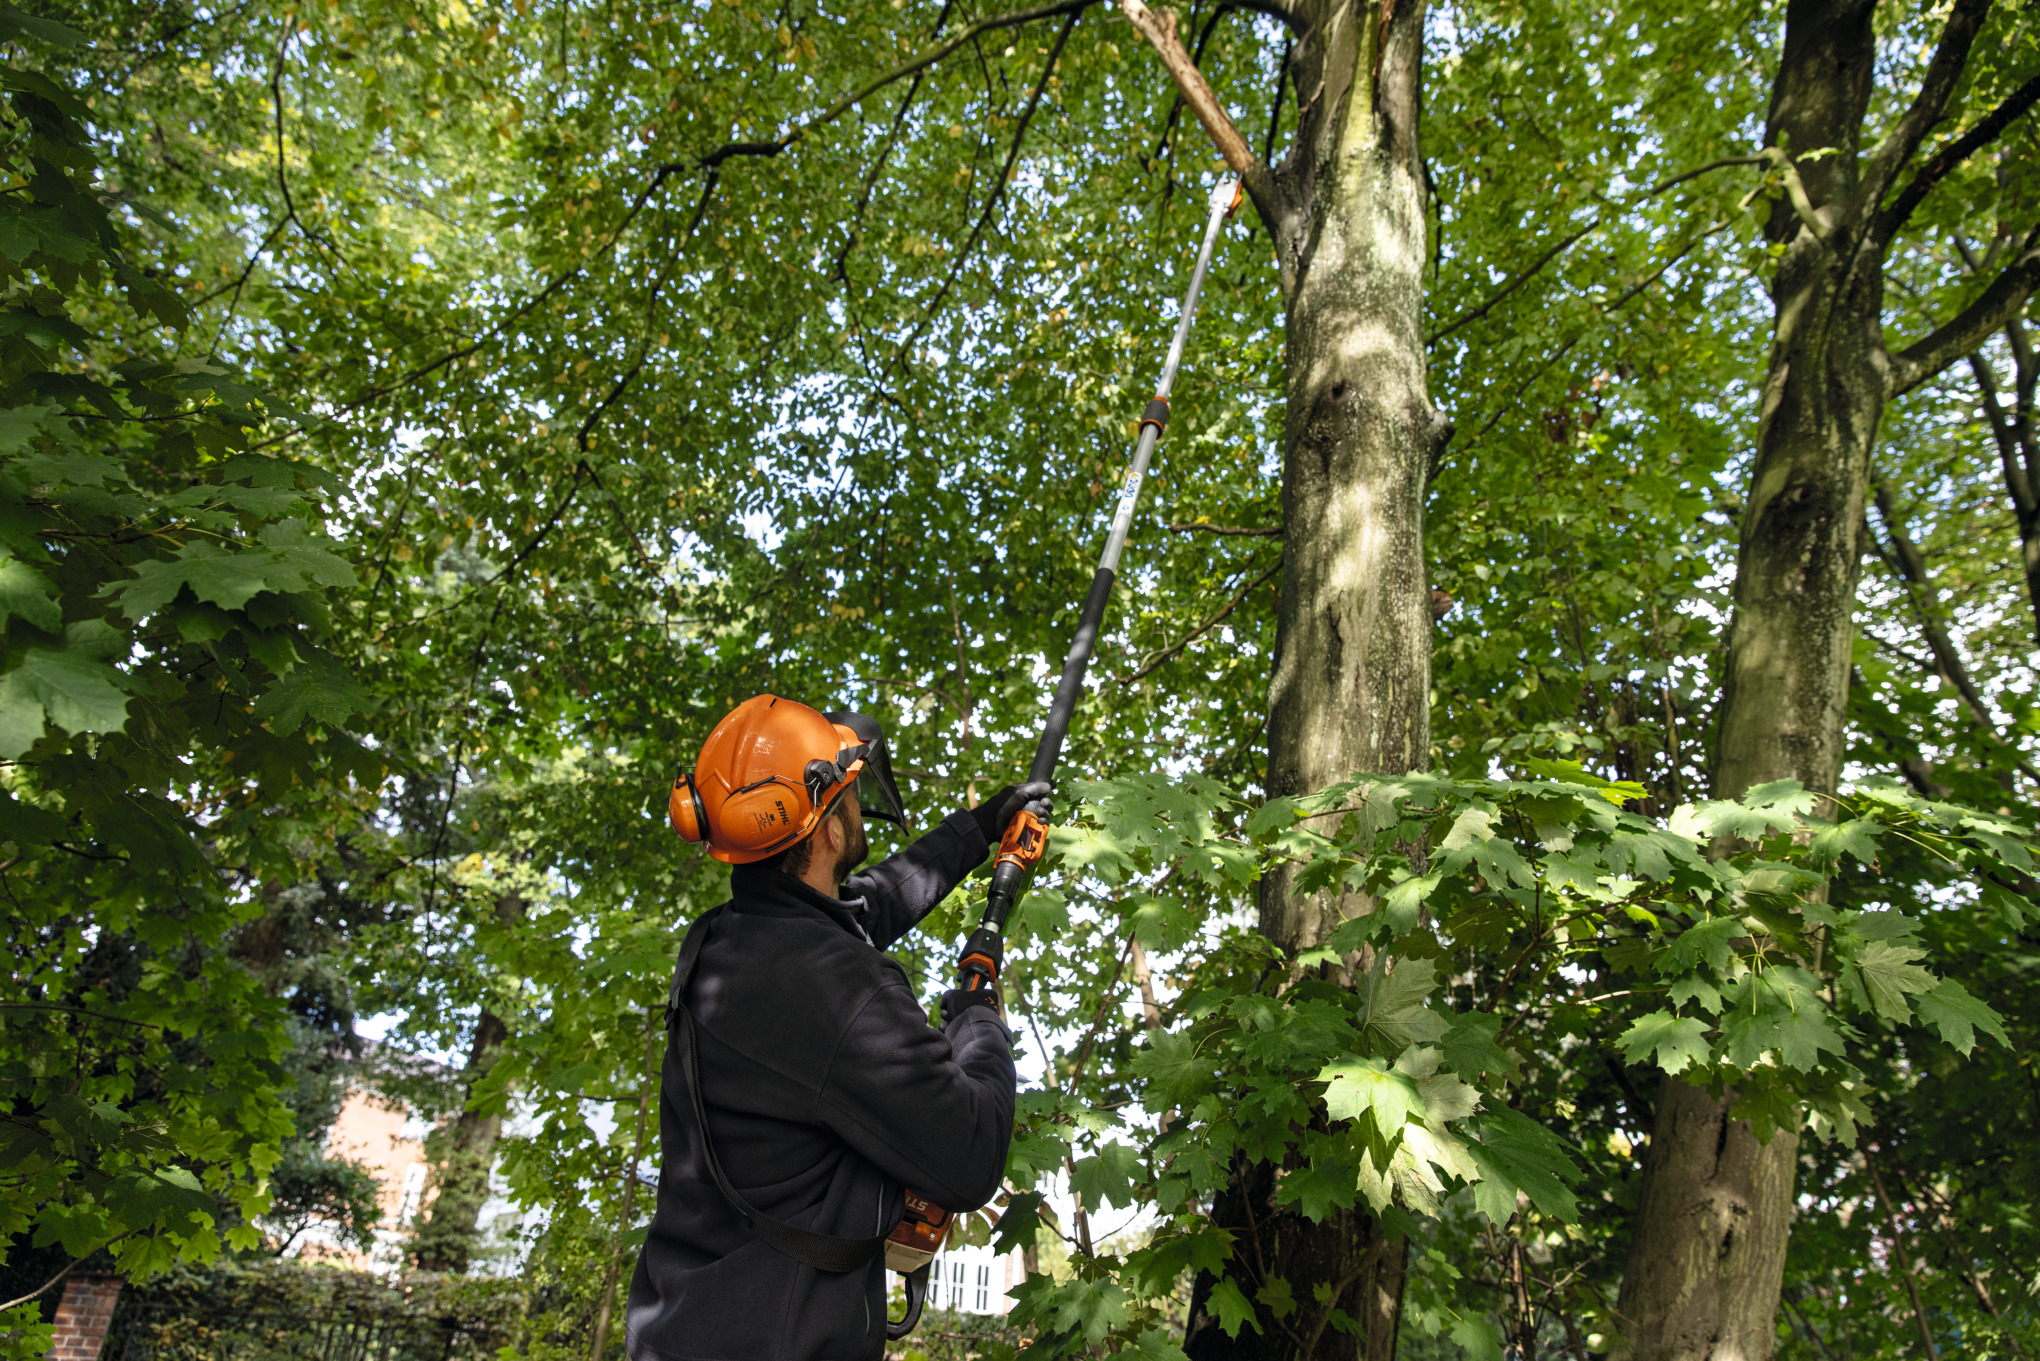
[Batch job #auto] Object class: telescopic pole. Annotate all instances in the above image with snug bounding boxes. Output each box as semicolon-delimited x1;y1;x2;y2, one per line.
958;178;1241;989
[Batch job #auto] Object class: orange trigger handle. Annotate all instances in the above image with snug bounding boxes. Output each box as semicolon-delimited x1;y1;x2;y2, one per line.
994;808;1048;873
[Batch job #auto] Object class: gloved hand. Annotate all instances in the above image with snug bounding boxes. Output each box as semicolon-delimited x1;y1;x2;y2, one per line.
969;781;1053;844
941;986;1004;1023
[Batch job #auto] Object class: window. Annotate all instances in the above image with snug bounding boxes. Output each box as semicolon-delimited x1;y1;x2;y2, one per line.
949;1259;965;1311
975;1263;990;1312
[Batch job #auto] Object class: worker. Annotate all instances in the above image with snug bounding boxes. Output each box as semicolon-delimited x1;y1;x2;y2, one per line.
628;693;1048;1361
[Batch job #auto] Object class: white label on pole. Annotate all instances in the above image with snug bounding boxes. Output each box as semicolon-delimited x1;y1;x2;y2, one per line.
1120;471;1142;501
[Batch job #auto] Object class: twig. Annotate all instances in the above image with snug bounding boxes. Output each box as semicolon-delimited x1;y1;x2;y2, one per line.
894;10;1081;369
0;1003;162;1030
1165;521;1280;536
1119;557;1281;685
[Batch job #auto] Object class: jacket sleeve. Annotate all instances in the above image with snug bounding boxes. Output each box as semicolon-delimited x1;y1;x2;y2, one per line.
845;808;988;950
815;974;1016;1212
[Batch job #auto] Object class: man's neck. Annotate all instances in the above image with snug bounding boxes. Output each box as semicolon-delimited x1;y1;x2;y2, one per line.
795;860;842;900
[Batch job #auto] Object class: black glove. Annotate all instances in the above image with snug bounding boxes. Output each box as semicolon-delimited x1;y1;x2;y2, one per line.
969;781;1053;844
940;987;1004;1024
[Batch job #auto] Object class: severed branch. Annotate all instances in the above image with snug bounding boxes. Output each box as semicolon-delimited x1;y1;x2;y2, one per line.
1857;0;1992;211
1759;144;1834;245
1877;72;2040;243
1889;224;2040;396
1118;0;1280;220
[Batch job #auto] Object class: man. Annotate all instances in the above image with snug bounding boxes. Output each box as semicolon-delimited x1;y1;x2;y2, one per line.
628;693;1048;1360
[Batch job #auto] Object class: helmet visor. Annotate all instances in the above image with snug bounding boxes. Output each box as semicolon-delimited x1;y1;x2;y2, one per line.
825;710;909;828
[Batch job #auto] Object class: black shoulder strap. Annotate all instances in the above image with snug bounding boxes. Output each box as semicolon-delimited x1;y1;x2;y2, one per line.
667;911;899;1274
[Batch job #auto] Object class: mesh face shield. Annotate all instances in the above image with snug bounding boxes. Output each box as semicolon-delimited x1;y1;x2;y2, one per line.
824;710;909;828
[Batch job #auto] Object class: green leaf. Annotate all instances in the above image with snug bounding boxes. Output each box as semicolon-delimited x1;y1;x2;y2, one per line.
1206;1278;1262;1339
1069;1141;1140;1212
251;652;374;733
0;623;132;756
1449;1313;1506;1361
1617;1011;1711;1075
1849;940;1936;1022
1807;818;1880;868
0;553;58;633
0;10;88;48
989;1191;1045;1256
1131;1030;1218;1111
1120;1327;1191;1361
1256;1275;1298;1321
1320;1057;1424;1137
1520;756;1647;805
115;542;278;615
1914;978;2006;1053
1661;917;1741;976
1465;1108;1580;1221
1049;1278;1127;1344
1438;1010;1521;1081
1356;954;1447;1050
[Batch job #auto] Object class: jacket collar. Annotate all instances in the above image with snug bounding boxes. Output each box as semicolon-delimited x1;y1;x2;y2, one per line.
728;866;873;945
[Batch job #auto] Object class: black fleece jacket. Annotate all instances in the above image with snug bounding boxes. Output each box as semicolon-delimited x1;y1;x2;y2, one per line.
624;809;1017;1361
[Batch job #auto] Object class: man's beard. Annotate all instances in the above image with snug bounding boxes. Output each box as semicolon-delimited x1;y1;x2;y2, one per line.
832;817;869;885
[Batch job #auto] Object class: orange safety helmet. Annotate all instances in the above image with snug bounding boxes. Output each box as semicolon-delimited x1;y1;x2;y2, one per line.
669;694;909;865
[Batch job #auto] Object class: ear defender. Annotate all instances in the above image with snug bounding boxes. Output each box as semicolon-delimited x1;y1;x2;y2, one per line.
670;773;710;842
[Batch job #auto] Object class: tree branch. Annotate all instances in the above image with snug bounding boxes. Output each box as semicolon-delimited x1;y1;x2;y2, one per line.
1118;0;1280;220
1877;73;2040;243
696;0;1099;168
1890;225;2040;397
1429;218;1602;346
1165;521;1281;536
1868;477;2040;788
1118;557;1281;684
894;10;1080;369
1858;0;1992;211
1428;154;1766;346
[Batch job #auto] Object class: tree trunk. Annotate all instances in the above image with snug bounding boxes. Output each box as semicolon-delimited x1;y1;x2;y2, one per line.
411;1005;509;1274
1615;1079;1800;1361
1617;0;2021;1353
1123;0;1442;1356
413;889;523;1274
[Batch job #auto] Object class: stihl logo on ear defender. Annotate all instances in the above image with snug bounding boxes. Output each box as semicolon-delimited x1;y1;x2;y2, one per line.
752;799;791;834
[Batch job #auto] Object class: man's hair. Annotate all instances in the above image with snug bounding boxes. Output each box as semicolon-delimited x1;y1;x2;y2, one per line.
758;796;851;879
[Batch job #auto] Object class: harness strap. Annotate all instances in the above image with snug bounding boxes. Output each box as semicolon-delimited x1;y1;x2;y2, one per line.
667;911;900;1274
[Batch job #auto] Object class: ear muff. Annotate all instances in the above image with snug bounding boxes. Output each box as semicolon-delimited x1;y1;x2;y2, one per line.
669;773;710;842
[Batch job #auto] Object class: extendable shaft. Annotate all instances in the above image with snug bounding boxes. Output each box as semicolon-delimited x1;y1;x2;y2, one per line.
966;179;1240;959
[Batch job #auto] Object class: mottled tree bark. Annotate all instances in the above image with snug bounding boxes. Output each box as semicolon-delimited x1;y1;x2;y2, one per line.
1618;1;2040;1356
1122;0;1444;1355
412;890;523;1274
410;1006;509;1274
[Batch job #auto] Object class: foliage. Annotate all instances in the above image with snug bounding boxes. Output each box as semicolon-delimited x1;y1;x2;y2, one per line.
980;766;2030;1355
0;21;371;1294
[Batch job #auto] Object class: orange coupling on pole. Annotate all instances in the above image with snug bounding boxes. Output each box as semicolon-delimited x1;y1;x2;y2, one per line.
994;808;1048;873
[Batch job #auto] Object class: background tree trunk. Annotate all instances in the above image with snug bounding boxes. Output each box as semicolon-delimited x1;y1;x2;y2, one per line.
1131;0;1444;1354
412;889;524;1274
1614;0;2034;1353
410;1006;509;1273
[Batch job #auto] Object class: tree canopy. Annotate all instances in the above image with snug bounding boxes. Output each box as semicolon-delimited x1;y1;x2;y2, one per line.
2;0;2037;1357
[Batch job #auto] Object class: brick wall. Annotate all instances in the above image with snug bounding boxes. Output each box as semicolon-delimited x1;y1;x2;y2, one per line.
47;1274;121;1361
